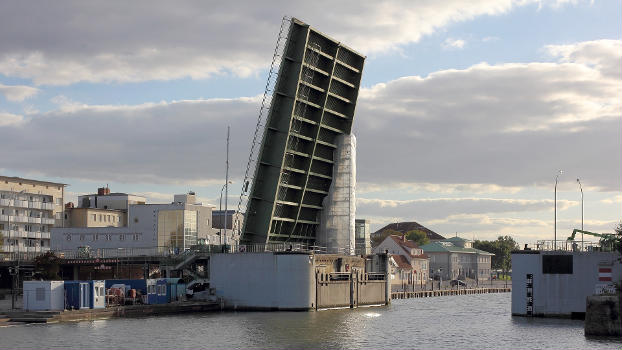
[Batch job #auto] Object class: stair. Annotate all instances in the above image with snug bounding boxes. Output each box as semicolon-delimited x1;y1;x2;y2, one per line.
5;310;62;324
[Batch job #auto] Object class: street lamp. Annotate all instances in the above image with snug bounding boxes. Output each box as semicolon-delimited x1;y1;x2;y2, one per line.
577;178;584;251
554;170;563;250
219;181;232;244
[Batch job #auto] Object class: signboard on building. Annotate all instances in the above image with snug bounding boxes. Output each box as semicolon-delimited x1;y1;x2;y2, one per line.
526;273;533;316
594;283;616;295
598;267;612;281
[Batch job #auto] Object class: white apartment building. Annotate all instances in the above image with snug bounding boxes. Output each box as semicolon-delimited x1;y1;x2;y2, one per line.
0;176;65;253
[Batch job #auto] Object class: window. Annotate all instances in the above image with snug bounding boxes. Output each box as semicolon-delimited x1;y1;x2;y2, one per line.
543;255;573;274
119;234;125;241
106;234;112;241
36;288;45;301
99;214;102;221
92;214;96;221
55;198;62;205
93;234;98;241
25;225;32;232
107;215;111;222
133;234;141;241
66;235;71;241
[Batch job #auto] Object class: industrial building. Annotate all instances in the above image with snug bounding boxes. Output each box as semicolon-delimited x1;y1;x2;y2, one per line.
239;18;365;250
52;190;214;251
0;176;66;253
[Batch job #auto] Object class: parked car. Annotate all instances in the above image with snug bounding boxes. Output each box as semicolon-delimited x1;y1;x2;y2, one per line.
450;279;467;287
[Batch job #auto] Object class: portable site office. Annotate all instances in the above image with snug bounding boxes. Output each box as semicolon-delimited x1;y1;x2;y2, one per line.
64;280;105;310
23;281;65;311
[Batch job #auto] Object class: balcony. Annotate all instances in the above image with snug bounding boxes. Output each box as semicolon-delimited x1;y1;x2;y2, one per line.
14;200;28;208
41;232;50;239
41;203;54;210
28;201;42;209
27;231;42;239
41;218;55;225
0;199;12;206
13;215;28;223
28;217;41;224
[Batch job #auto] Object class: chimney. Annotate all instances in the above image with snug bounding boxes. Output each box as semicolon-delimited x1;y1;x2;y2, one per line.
97;186;111;196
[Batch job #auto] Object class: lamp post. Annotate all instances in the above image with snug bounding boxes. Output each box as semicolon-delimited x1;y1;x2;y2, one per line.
554;170;563;250
219;181;232;244
224;126;230;247
577;178;584;251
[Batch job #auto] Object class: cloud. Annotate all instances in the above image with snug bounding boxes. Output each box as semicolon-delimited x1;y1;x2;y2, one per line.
0;97;260;184
0;83;39;102
0;40;619;194
357;197;576;220
442;38;466;49
354;39;622;190
357;181;522;194
0;0;571;85
0;112;24;126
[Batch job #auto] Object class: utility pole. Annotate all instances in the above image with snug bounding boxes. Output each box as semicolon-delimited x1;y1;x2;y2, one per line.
224;126;230;247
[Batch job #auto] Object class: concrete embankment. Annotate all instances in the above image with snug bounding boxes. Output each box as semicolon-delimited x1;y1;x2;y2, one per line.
4;301;221;324
585;295;621;336
391;287;511;300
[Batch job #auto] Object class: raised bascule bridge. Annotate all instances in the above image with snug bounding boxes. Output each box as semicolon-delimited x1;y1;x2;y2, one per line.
236;17;364;254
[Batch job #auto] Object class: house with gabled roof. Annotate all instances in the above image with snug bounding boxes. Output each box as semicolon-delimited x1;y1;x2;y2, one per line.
373;234;430;288
420;236;494;281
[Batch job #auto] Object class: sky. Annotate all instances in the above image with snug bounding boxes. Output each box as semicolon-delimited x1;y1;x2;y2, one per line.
0;0;620;245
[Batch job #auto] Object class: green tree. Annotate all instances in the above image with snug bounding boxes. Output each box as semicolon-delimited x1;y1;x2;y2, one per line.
405;230;429;246
473;235;519;274
371;229;401;247
33;251;61;280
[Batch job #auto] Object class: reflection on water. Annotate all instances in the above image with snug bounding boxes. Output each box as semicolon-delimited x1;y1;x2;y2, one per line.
2;293;620;350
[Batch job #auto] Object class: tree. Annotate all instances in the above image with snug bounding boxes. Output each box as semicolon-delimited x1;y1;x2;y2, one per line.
405;230;429;246
33;252;61;280
473;235;519;275
371;229;401;247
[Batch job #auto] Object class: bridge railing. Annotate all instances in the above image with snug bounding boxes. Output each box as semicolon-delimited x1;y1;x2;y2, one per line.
2;242;377;263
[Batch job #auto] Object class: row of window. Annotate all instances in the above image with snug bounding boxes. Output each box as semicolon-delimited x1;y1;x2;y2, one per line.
0;193;61;203
0;208;58;218
66;233;142;241
1;224;49;232
147;284;166;296
91;214;121;223
1;180;62;191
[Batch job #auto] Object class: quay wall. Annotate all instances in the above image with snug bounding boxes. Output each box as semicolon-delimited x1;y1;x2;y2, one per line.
585;295;622;336
512;251;621;318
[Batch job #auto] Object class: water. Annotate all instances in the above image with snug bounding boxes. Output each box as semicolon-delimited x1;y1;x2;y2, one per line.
1;293;620;350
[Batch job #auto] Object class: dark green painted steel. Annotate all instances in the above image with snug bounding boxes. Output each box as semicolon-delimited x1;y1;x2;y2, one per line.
241;18;365;245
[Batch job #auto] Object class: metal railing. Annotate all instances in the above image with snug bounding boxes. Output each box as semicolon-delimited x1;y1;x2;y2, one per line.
1;241;378;263
531;240;614;252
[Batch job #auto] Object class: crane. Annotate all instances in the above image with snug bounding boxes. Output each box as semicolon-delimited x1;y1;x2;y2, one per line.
566;229;613;241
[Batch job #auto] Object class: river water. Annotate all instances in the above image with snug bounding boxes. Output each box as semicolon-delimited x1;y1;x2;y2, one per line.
1;293;619;350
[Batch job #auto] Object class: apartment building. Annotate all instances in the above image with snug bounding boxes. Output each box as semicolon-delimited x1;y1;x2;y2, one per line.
0;176;66;253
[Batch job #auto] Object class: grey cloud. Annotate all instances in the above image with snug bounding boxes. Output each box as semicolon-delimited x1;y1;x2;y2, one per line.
0;0;558;85
1;98;260;184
